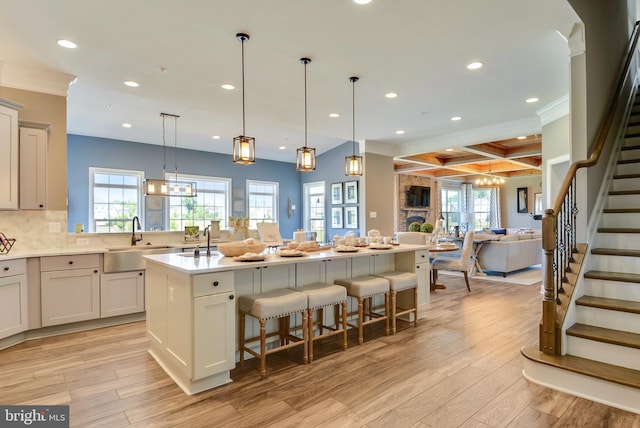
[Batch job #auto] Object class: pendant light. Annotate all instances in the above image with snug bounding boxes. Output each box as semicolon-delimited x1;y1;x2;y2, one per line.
144;113;197;197
474;161;505;186
232;33;256;165
345;76;363;176
296;57;316;172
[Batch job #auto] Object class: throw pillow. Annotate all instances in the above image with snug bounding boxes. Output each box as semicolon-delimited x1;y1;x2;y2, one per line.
491;228;507;235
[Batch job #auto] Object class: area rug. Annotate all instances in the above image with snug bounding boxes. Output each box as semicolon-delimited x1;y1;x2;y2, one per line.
439;264;542;286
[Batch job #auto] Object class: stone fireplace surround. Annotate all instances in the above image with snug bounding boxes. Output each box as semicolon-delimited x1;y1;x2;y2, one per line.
396;174;442;232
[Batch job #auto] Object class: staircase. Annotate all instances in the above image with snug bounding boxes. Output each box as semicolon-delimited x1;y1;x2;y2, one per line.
522;98;640;414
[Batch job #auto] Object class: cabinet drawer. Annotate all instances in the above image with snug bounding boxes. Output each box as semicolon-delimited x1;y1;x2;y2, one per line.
41;254;100;272
193;271;234;297
0;258;27;278
415;250;429;263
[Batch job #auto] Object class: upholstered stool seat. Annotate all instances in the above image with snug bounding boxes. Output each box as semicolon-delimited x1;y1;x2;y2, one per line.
334;275;390;344
292;282;347;362
238;288;308;379
374;271;418;334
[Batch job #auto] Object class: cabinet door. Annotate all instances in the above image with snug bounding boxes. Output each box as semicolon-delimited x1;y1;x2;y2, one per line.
41;268;100;326
193;292;235;379
0;102;19;210
145;267;168;346
0;274;28;339
259;264;293;293
19;127;47;210
100;271;145;318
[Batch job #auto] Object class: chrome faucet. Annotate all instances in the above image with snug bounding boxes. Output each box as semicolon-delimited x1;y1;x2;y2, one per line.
204;225;211;257
131;216;142;246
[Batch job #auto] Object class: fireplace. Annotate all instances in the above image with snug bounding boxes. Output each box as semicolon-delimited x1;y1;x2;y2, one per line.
406;215;425;229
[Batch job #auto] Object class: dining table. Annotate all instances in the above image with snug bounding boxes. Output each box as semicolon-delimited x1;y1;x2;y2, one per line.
428;242;459;290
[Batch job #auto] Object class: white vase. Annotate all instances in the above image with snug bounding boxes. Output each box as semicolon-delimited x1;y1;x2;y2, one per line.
210;220;221;239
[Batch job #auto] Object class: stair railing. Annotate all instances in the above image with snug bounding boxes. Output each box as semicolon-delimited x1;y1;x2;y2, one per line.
540;20;640;355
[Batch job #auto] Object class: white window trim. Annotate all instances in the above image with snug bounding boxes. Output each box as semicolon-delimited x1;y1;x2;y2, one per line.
246;179;279;225
88;167;145;233
303;180;325;232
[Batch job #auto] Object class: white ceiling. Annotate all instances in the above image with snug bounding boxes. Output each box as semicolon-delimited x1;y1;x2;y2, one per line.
0;0;579;162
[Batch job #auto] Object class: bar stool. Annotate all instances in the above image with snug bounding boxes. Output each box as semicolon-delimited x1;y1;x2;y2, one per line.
374;271;418;334
238;288;308;379
334;275;390;344
292;282;347;362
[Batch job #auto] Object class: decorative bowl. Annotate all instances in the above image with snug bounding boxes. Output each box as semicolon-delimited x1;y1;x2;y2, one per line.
217;242;267;257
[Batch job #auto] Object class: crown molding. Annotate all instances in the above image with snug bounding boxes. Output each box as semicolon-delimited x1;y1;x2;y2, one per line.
0;63;76;96
536;94;569;126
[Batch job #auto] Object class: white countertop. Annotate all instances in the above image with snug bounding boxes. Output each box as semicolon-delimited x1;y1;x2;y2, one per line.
143;244;428;274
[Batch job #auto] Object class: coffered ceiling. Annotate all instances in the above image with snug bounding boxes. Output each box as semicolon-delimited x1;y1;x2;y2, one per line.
0;0;578;169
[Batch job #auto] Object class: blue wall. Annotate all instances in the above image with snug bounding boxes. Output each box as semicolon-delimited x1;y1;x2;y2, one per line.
67;135;302;238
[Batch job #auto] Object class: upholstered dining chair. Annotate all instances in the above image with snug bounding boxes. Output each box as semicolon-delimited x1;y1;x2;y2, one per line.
395;231;428;245
431;231;474;292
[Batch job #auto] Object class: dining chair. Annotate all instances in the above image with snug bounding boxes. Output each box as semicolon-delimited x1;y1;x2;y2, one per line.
395;231;428;245
431;231;474;292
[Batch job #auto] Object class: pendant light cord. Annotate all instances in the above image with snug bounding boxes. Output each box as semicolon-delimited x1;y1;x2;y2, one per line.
174;115;178;180
304;60;308;148
351;77;357;155
241;37;246;136
161;113;167;175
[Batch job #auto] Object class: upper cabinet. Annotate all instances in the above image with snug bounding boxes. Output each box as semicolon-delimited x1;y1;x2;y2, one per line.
19;123;50;210
0;98;23;210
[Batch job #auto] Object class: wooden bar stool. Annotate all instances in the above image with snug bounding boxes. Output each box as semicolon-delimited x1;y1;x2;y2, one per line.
292;282;347;362
334;275;390;344
238;288;308;379
374;271;418;334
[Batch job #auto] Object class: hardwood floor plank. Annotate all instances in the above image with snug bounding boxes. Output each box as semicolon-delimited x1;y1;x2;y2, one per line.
504;406;559;428
472;377;541;427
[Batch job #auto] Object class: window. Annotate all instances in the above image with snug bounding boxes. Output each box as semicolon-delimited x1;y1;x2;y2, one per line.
303;181;325;242
168;174;231;232
440;188;460;232
90;168;144;233
473;188;492;230
247;180;278;229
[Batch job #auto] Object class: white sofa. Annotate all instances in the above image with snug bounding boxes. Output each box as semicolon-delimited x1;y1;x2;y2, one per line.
476;231;542;276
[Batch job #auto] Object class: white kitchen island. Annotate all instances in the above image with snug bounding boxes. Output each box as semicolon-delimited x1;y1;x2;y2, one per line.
143;243;428;395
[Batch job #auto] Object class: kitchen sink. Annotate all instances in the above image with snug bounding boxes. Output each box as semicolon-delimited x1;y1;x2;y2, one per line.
104;246;179;272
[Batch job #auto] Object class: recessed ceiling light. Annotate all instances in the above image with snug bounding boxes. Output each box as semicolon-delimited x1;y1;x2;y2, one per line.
517;135;527;140
445;148;454;152
329;113;340;118
526;97;539;103
466;62;483;70
395;130;405;134
221;84;235;90
385;92;398;98
57;39;77;49
124;81;139;87
212;135;221;140
353;0;372;4
122;123;132;128
279;146;286;150
451;116;462;121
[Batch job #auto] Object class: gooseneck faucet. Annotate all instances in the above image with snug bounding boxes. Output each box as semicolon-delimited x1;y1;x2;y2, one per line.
131;216;142;246
204;225;211;257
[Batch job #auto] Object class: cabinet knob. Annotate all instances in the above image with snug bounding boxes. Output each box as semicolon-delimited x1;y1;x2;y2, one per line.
213;281;219;287
3;267;8;271
416;265;420;269
68;261;74;265
229;295;235;300
39;204;44;208
94;270;98;274
139;272;143;276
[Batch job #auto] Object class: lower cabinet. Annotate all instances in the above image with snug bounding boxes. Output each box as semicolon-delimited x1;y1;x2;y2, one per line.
193;292;235;380
100;271;145;318
40;254;100;327
0;259;28;339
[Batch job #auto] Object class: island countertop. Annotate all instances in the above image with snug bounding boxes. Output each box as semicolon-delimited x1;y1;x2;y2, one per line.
143;243;428;274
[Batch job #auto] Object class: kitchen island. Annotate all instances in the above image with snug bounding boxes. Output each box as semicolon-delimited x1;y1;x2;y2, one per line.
143;243;428;394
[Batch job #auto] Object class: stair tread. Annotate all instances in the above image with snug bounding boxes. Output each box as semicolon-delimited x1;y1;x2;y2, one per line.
567;323;640;349
608;190;640;195
621;145;640;151
591;248;640;257
584;270;640;283
576;295;640;314
613;173;640;179
521;346;640;389
602;208;640;213
618;158;640;164
597;227;640;233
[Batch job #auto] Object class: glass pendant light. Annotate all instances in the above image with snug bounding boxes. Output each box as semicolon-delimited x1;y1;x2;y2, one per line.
144;113;197;197
296;57;316;172
345;76;363;176
232;33;256;165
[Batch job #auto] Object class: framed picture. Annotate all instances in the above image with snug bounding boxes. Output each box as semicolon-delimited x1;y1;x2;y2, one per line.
330;182;343;205
517;187;528;213
331;207;343;228
534;192;543;216
344;181;358;204
344;206;358;229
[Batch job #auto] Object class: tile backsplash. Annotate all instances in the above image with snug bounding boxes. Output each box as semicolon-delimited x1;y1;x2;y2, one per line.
0;210;68;250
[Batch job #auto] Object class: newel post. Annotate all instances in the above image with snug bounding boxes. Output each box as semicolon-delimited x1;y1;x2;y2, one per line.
540;208;558;354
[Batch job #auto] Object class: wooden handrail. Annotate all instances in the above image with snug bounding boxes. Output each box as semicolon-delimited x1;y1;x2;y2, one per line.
552;21;640;214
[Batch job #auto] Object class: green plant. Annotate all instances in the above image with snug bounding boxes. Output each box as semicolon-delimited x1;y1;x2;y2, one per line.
420;222;434;233
408;222;421;232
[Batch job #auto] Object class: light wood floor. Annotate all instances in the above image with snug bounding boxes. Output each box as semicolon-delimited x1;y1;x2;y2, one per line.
2;276;639;428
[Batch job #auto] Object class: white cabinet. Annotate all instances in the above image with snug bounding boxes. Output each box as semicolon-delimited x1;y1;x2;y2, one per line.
0;259;28;339
145;262;235;395
395;250;430;318
19;125;49;210
0;99;22;210
100;271;145;317
40;254;100;327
